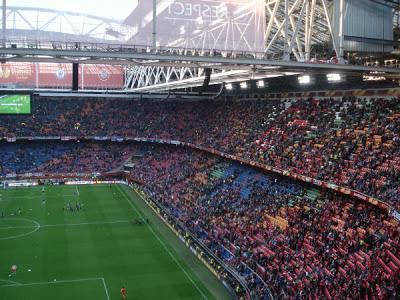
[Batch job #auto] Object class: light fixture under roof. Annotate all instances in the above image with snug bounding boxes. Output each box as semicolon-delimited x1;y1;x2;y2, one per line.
257;80;265;88
240;82;248;89
298;75;310;85
327;73;341;82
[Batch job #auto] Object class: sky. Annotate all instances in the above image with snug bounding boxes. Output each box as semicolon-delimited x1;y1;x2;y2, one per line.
8;0;138;20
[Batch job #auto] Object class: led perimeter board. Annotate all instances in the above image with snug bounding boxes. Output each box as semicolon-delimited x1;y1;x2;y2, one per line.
0;94;31;114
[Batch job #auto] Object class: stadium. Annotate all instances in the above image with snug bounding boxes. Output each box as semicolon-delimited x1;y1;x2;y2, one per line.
0;0;399;299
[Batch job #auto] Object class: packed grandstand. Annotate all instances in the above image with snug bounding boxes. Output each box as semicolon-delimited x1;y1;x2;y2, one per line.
0;96;399;299
1;0;400;299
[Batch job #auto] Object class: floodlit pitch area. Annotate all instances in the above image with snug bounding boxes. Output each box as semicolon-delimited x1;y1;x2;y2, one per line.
0;184;229;300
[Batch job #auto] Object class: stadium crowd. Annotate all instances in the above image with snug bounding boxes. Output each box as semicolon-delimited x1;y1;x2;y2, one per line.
0;141;132;175
0;94;399;299
0;96;398;210
129;145;399;300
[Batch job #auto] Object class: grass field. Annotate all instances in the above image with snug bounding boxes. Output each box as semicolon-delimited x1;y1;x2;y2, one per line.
0;184;230;300
0;95;31;114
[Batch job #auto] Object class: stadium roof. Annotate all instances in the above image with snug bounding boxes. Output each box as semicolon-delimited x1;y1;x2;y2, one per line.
0;0;399;92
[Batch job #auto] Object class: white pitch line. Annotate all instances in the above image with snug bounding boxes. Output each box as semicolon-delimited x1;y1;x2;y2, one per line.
0;279;21;286
0;277;102;288
0;220;129;230
0;277;109;300
0;218;41;240
101;277;111;300
0;195;74;200
42;220;128;228
117;185;208;300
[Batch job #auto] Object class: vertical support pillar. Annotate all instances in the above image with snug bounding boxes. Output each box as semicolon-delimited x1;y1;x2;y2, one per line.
321;0;340;64
283;0;290;60
35;62;39;89
72;63;79;91
339;0;345;63
304;0;310;60
152;0;157;52
2;0;6;46
81;64;84;90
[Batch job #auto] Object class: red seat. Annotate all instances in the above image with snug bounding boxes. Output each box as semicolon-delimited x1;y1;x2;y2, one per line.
386;250;400;266
323;286;332;300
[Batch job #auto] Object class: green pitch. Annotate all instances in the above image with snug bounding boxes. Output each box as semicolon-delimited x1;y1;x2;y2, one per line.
0;94;31;114
0;184;230;300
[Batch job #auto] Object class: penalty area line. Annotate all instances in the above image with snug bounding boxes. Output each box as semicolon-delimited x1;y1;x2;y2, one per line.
0;277;103;288
0;277;110;300
0;279;21;286
0;220;129;230
101;277;111;300
117;185;208;300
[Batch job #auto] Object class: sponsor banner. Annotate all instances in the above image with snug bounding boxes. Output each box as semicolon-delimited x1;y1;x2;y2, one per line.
354;192;369;201
111;136;124;142
134;137;146;142
0;63;36;88
6;137;16;142
79;65;124;89
64;180;125;185
391;210;400;221
189;246;197;255
313;178;322;185
94;136;109;141
39;63;72;88
6;181;39;187
65;181;95;185
28;136;61;140
61;136;78;141
0;63;123;89
32;173;44;177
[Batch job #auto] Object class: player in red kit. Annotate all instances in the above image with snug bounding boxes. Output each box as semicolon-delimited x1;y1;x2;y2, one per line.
120;286;127;299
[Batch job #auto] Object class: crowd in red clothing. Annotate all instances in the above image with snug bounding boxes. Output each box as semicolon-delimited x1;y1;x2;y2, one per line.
129;145;399;300
0;96;398;210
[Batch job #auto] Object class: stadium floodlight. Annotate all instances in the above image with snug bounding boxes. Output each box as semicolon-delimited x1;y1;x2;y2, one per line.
327;73;341;82
240;82;248;89
226;83;233;90
256;80;265;88
298;75;311;85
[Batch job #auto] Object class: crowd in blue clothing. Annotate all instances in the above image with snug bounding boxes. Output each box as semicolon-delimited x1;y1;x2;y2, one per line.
0;141;70;175
0;141;133;175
